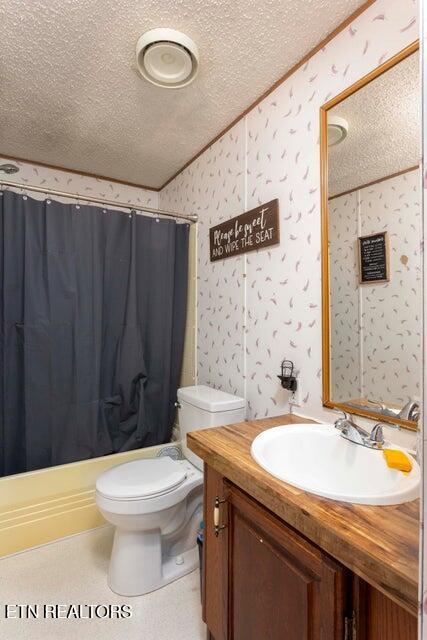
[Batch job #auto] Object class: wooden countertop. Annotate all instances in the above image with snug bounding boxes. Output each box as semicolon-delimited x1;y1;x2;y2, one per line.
188;413;419;615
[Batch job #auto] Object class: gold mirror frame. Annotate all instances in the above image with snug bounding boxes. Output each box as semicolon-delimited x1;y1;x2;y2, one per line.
320;40;420;431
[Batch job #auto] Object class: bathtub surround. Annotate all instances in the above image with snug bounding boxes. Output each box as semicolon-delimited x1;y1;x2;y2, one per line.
160;0;419;432
0;441;182;558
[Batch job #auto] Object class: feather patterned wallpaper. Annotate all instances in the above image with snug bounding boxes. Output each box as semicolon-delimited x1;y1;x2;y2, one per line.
0;157;158;209
422;4;427;634
160;0;419;426
330;168;422;406
329;191;361;402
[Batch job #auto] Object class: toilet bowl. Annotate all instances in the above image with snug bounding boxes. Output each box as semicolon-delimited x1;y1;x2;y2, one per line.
96;457;203;596
96;384;245;596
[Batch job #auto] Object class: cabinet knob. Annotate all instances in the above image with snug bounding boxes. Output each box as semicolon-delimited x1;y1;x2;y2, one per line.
214;496;227;537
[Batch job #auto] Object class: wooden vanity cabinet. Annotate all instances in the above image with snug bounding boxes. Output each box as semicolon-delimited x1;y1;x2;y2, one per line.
352;579;417;640
203;465;417;640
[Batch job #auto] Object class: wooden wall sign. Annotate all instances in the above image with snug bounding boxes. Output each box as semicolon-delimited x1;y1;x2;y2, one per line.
358;231;390;284
209;199;280;261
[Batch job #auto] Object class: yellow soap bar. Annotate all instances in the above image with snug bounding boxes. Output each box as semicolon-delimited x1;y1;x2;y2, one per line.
383;449;412;473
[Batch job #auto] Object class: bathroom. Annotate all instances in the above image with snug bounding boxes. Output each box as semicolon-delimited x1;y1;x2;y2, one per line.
0;0;425;638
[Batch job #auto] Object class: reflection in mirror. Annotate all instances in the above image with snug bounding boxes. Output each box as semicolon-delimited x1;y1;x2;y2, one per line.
325;49;421;427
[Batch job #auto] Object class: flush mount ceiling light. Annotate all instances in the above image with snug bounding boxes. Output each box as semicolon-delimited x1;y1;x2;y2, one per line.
136;28;199;89
327;115;349;146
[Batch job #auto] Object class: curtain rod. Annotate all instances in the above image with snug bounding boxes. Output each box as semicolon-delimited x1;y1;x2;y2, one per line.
0;179;198;223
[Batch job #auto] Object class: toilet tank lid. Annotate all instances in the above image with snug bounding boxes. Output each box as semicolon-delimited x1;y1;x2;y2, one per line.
177;385;245;412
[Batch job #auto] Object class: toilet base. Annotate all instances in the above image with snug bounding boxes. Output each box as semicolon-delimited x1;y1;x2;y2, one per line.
108;526;199;596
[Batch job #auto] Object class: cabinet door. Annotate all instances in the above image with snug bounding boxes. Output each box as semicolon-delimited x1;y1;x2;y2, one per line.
203;465;228;640
226;483;347;640
353;577;417;640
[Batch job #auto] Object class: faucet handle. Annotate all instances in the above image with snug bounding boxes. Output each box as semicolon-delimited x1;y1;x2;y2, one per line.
370;423;385;445
333;409;350;431
333;408;350;420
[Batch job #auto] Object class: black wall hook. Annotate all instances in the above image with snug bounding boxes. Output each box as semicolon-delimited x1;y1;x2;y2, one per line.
278;359;297;392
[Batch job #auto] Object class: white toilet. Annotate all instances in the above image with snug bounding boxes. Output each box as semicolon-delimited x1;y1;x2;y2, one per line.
96;384;245;596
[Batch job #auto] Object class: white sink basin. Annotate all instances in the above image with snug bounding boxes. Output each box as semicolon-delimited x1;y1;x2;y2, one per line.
251;424;420;505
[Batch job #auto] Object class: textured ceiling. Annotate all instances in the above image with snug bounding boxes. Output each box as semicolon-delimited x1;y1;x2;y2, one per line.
328;51;420;197
0;0;366;189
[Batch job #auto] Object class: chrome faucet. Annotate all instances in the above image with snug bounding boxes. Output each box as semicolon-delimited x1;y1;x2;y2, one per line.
398;400;420;422
346;398;420;423
334;411;385;449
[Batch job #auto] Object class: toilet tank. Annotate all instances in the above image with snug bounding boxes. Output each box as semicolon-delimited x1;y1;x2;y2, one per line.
177;385;246;470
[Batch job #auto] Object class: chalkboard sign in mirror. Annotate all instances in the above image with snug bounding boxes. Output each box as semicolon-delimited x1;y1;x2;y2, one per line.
320;43;421;430
358;232;389;284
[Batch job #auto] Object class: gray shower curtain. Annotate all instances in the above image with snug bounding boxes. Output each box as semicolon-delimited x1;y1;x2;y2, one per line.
0;190;189;477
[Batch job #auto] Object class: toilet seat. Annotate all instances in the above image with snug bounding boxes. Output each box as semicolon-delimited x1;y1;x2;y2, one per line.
96;458;203;517
96;457;187;501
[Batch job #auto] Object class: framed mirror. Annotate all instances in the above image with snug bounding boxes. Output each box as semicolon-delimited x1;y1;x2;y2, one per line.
320;41;421;430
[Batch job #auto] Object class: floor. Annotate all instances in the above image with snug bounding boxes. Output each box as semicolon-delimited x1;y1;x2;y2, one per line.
0;526;206;640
